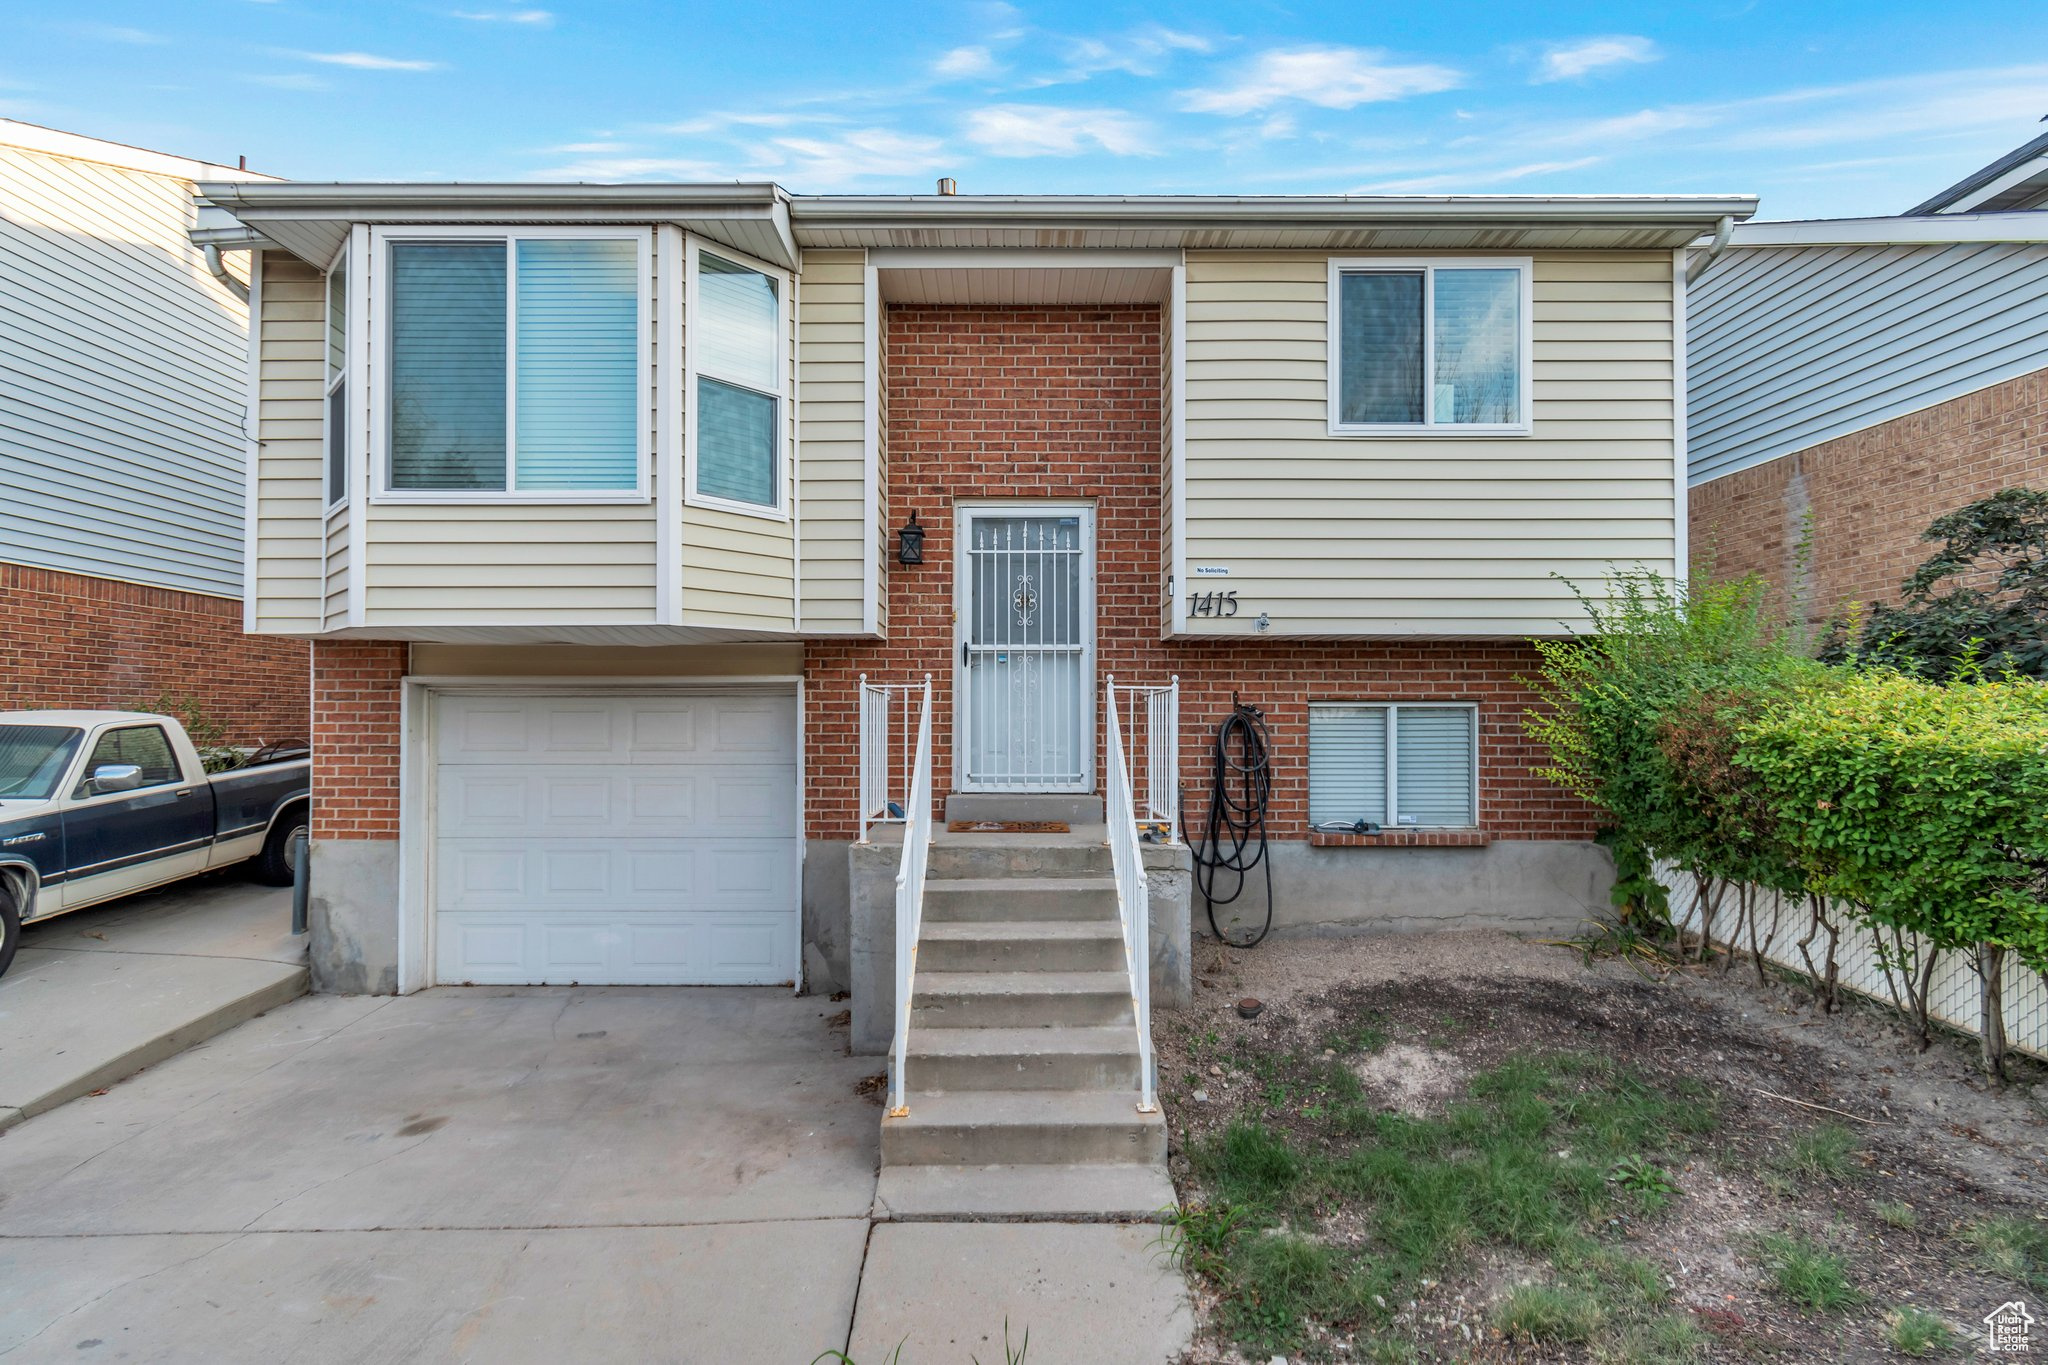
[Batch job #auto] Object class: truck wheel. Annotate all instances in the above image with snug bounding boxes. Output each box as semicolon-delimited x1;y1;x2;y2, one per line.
254;812;309;887
0;884;19;980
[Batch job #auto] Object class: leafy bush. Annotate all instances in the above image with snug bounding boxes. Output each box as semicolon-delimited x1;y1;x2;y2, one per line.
1828;487;2048;681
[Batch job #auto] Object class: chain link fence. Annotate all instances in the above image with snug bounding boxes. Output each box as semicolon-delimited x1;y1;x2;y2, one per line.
1662;871;2048;1062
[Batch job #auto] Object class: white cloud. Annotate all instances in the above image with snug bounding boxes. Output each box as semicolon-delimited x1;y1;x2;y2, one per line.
653;110;836;136
532;156;733;182
962;104;1155;157
1052;25;1212;81
1358;157;1605;193
1533;35;1660;83
451;8;554;23
1182;46;1461;115
544;140;631;154
933;45;999;80
287;51;443;71
68;23;167;45
760;128;952;186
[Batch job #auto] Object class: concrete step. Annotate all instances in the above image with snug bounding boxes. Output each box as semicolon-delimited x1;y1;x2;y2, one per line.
944;793;1106;825
912;971;1133;1029
918;920;1125;974
927;836;1113;881
874;1162;1178;1222
906;1025;1141;1091
881;1089;1167;1166
921;877;1118;923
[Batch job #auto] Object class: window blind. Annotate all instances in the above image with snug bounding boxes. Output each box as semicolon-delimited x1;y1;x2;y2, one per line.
1308;705;1389;826
513;238;639;491
694;251;779;508
1337;272;1422;425
1394;706;1476;827
1432;269;1519;425
326;262;347;378
326;262;347;505
388;242;507;491
326;382;348;506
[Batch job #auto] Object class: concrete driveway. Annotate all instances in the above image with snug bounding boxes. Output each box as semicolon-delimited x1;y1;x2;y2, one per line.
0;988;880;1363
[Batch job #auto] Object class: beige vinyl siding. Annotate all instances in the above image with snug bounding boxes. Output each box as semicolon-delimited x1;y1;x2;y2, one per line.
323;506;350;630
680;242;797;632
253;252;326;632
795;249;868;632
1181;250;1677;637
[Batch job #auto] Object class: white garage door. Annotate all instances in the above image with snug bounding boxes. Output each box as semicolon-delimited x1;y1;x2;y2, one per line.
431;690;799;986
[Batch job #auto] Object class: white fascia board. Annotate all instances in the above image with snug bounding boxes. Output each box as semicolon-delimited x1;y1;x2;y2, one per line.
792;193;1758;231
1720;212;2048;247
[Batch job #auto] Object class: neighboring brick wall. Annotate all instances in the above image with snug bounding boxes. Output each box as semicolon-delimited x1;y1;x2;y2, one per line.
805;304;1597;844
310;639;406;840
1691;366;2048;623
0;561;309;744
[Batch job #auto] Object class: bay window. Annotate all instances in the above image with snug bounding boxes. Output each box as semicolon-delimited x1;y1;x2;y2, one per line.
1328;258;1530;435
379;229;648;498
687;245;785;515
325;251;348;507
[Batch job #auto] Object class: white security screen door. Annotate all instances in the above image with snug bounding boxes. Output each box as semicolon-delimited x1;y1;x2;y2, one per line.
957;506;1095;793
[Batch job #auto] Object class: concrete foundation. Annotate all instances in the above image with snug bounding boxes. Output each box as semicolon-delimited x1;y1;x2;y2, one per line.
800;840;853;995
307;838;400;995
1189;838;1614;944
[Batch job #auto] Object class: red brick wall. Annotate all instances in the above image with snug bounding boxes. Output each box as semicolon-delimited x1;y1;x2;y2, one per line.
804;304;1596;844
310;639;406;840
1691;367;2048;623
0;561;309;744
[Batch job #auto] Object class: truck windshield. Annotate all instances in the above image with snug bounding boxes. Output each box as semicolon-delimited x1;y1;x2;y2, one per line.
0;725;84;800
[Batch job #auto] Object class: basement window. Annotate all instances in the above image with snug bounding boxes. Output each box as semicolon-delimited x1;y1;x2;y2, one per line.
1308;703;1479;829
1327;258;1531;436
376;228;650;500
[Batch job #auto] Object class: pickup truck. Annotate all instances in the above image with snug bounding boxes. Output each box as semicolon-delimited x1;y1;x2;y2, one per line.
0;710;310;978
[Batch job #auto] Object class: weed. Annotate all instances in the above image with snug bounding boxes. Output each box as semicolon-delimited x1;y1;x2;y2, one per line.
970;1320;1028;1365
1189;1122;1302;1209
1159;1202;1247;1278
1594;1313;1705;1364
1608;1153;1681;1209
1884;1305;1953;1356
1871;1200;1918;1230
1497;1283;1607;1344
1773;1122;1859;1184
1962;1215;2048;1290
1756;1232;1863;1311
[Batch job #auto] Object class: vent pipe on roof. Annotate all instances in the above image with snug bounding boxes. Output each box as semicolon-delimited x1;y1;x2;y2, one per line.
1684;214;1736;287
936;177;958;196
202;243;250;303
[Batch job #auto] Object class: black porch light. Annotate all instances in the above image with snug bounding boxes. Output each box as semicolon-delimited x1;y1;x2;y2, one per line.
897;510;926;565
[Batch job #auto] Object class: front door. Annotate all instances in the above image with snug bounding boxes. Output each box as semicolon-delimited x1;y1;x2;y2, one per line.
956;505;1095;793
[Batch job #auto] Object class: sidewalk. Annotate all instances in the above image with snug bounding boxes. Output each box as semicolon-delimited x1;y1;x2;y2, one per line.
0;871;306;1131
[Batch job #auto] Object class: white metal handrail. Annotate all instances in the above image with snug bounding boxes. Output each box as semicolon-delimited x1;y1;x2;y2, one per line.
886;674;936;1118
1103;675;1159;1113
858;675;926;844
1111;677;1180;837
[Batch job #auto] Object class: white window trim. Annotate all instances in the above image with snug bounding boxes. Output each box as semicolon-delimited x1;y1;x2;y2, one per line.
683;234;793;523
1326;256;1534;438
366;223;655;506
322;238;350;518
1309;700;1482;830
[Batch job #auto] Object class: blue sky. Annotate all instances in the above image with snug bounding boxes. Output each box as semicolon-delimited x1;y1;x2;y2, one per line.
6;2;2047;219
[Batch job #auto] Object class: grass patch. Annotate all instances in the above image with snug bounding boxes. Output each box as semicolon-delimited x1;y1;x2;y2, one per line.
1962;1215;2048;1291
1757;1232;1864;1311
1885;1306;1953;1356
1497;1283;1607;1345
1773;1122;1860;1184
1173;1050;1716;1357
1594;1312;1706;1364
1871;1200;1918;1230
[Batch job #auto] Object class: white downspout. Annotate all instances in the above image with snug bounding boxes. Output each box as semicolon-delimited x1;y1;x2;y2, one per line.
203;243;251;303
1684;215;1736;287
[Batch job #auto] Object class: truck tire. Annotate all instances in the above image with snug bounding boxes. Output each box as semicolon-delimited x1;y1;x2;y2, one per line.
253;810;309;888
0;882;19;981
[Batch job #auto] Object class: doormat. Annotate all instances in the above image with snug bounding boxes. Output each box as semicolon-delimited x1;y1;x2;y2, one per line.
945;820;1071;834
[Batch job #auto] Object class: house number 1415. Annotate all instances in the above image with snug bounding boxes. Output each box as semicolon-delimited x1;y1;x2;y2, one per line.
1187;590;1239;618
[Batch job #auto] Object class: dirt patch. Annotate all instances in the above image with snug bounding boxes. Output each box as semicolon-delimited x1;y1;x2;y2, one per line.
1160;930;2048;1363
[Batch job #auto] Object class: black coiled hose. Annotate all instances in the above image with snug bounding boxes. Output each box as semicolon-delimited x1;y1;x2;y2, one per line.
1183;695;1275;948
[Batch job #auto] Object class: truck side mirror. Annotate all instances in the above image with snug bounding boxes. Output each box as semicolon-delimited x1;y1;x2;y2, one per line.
92;763;144;794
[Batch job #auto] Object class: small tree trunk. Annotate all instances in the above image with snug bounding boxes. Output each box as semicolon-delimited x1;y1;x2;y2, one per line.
1693;873;1724;966
1747;886;1777;988
1977;943;2008;1084
1795;894;1839;1011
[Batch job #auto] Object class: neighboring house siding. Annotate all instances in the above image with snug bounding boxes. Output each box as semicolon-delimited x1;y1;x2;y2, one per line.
1179;250;1679;638
0;142;249;596
253;251;327;632
1688;240;2048;485
796;249;868;634
1690;367;2048;623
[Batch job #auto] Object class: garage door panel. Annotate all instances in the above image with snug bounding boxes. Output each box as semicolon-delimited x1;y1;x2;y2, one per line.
432;689;798;986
